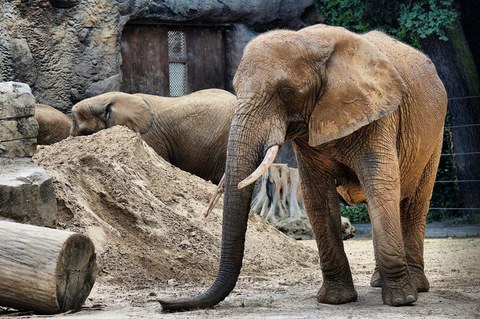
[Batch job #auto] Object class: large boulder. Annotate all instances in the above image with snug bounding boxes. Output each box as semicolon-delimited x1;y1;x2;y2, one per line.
0;82;38;157
0;158;57;227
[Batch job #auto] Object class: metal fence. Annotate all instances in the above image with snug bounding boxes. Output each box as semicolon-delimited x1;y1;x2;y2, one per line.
429;95;480;220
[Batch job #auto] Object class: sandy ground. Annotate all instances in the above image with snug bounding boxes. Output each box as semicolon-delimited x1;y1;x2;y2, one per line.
4;238;478;319
2;126;478;318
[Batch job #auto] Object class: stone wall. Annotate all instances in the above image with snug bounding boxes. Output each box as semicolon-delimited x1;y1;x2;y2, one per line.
0;82;57;227
0;0;319;113
0;82;38;157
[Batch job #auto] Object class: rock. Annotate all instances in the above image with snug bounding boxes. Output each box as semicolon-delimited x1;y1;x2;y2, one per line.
48;0;80;8
0;158;58;227
10;38;37;84
0;0;318;110
0;138;37;158
0;117;39;140
0;95;36;118
0;81;37;157
84;74;122;98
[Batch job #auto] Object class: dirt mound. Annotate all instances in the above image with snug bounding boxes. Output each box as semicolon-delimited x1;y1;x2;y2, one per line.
33;126;318;290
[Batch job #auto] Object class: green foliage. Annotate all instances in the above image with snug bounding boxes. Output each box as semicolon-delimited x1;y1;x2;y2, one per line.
340;202;370;223
317;0;458;47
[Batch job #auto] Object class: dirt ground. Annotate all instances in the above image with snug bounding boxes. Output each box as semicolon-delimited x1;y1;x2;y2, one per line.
5;126;478;318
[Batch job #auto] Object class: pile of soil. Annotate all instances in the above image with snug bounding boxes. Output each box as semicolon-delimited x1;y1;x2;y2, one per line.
33;126;319;290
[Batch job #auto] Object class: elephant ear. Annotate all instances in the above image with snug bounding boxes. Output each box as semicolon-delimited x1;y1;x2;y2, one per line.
107;93;154;134
308;31;405;146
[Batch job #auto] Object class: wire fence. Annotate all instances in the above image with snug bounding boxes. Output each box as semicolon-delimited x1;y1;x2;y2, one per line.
429;95;480;219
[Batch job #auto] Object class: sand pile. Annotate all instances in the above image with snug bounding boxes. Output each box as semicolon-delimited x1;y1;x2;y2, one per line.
33;126;318;290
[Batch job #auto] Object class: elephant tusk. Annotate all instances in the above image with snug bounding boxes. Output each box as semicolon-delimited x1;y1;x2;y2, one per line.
238;145;279;189
204;174;225;217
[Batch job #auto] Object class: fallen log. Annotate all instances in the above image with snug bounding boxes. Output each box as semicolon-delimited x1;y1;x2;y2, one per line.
0;221;97;314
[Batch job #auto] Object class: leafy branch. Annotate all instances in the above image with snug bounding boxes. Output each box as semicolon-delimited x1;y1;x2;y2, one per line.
316;0;458;47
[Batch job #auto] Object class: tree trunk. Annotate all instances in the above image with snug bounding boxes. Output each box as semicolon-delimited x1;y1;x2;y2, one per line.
0;221;97;314
251;163;303;222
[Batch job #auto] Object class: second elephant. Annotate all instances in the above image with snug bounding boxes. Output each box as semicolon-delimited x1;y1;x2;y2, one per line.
35;104;72;145
70;89;236;184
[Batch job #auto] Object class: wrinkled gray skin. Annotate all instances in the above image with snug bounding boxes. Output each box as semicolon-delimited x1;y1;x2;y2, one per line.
159;24;447;311
70;89;236;184
34;104;72;145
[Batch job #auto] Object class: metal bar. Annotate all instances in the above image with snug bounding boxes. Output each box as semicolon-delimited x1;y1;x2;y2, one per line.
429;208;480;211
441;152;480;156
434;180;480;183
448;95;480;100
445;123;480;129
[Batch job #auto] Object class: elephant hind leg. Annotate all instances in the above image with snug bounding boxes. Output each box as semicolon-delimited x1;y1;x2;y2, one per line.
370;267;382;288
400;143;442;293
354;151;417;306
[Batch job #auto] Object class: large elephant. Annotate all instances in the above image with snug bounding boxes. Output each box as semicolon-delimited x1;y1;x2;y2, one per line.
159;24;447;310
34;104;72;145
70;89;236;184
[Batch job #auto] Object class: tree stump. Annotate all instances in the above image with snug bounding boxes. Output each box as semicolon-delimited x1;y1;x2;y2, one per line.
251;164;356;240
251;164;304;223
0;221;97;314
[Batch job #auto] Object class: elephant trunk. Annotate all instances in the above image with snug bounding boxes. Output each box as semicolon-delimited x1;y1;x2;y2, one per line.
159;108;277;312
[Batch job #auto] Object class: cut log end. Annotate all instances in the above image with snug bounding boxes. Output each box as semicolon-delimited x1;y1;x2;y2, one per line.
0;221;97;314
56;234;97;313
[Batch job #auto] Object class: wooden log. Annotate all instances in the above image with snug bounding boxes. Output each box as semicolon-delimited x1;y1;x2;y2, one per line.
0;221;97;314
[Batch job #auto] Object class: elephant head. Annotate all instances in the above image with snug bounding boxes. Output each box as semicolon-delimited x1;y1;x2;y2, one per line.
70;92;154;136
159;24;444;310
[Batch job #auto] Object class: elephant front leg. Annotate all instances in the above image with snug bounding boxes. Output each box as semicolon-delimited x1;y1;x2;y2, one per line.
297;160;357;304
355;156;417;306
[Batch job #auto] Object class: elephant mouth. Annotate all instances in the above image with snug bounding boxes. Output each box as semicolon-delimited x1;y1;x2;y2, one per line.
286;119;308;140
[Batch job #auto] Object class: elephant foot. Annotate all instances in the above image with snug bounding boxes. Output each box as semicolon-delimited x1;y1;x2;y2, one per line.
370;267;382;287
381;273;417;306
409;265;430;292
317;281;358;304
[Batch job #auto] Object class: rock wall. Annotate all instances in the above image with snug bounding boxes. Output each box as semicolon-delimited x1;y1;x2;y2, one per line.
0;82;38;157
0;0;319;113
0;82;58;227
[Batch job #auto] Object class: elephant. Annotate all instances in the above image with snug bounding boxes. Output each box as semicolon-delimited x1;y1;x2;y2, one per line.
70;89;236;185
34;104;72;145
159;24;447;311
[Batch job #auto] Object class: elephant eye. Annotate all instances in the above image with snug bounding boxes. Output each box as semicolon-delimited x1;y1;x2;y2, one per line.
104;102;113;121
279;87;294;102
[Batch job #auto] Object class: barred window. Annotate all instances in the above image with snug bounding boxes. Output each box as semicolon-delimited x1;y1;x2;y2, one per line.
167;31;187;96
